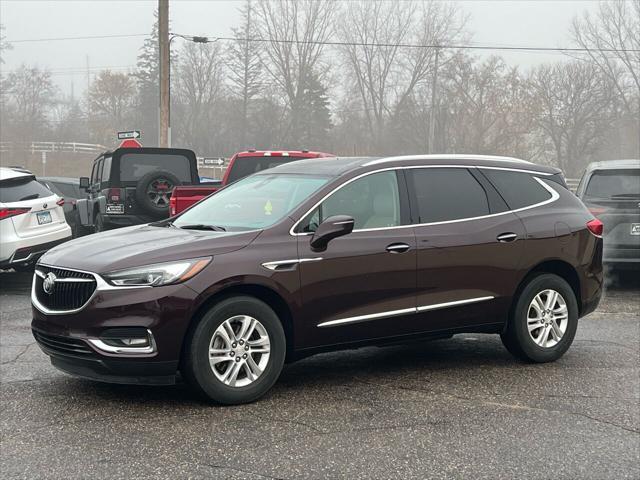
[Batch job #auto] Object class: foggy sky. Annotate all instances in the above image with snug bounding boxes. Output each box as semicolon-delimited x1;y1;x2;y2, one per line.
0;0;600;96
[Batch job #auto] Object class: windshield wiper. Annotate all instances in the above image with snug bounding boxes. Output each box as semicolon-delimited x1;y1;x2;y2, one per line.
19;193;40;201
178;224;226;231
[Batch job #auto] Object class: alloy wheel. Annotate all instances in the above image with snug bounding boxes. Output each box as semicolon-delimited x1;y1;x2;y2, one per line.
208;315;271;387
147;178;174;207
527;289;568;348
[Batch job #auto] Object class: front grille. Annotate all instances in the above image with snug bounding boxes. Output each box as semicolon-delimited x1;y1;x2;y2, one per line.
34;265;97;311
33;330;95;357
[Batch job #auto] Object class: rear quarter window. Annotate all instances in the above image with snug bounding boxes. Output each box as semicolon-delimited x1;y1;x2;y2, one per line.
120;153;191;183
0;177;54;203
481;169;552;210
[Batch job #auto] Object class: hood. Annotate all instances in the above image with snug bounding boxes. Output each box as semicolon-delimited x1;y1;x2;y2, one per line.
39;224;261;273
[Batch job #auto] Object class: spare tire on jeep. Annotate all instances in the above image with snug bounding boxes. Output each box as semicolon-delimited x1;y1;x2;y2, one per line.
135;170;181;218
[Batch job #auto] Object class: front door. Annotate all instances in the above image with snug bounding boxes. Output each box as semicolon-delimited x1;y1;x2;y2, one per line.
294;170;417;349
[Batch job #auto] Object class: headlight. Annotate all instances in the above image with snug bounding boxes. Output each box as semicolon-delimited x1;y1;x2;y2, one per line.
103;257;212;287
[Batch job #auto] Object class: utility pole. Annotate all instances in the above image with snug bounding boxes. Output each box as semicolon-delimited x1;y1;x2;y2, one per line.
428;46;440;154
85;55;90;96
159;0;170;147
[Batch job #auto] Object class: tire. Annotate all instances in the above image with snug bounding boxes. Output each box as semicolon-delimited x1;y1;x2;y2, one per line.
94;212;106;233
182;296;286;405
501;273;578;363
135;170;181;218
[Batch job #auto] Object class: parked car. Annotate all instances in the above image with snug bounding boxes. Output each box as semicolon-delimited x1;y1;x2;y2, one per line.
1;167;71;271
576;159;640;269
170;150;334;215
77;147;199;232
38;177;84;238
32;154;602;404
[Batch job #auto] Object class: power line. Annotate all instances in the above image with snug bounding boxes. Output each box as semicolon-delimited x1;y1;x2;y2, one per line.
8;31;638;53
7;33;149;43
175;33;640;54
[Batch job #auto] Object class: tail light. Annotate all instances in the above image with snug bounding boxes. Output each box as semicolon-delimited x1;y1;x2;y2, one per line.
170;195;177;216
108;188;122;202
0;207;31;220
56;197;65;207
586;218;603;237
588;206;607;217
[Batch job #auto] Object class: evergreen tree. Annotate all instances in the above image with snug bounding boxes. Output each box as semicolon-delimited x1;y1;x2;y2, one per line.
299;72;332;149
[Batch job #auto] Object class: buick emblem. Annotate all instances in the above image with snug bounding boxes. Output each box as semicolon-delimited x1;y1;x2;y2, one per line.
42;272;57;295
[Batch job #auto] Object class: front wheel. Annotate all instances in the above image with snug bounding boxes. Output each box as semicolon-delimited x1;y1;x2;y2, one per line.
182;296;286;405
501;273;578;363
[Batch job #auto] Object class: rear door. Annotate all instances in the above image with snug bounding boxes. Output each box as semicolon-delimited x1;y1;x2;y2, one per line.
408;167;526;330
114;148;197;216
0;176;67;238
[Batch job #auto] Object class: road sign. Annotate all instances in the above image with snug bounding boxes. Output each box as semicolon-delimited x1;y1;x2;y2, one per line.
119;139;142;148
117;130;141;140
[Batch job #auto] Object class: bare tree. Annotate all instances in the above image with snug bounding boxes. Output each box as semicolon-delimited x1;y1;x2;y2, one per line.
254;0;337;145
338;0;465;153
87;70;136;144
2;65;56;142
571;0;640;115
529;61;616;175
173;41;224;153
0;24;12;65
226;0;263;147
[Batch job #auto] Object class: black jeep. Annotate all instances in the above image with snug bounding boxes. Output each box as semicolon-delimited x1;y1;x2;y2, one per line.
77;147;199;232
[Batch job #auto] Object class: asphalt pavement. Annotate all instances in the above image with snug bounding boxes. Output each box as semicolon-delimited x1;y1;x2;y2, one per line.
1;270;638;479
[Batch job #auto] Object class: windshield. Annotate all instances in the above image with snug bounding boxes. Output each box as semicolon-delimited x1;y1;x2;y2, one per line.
173;174;329;231
585;169;640;199
226;156;308;183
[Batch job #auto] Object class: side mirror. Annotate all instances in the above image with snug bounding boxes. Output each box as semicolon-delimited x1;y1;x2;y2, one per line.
310;215;355;251
79;177;90;190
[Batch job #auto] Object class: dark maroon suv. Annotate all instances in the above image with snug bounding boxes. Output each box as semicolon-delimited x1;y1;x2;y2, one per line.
31;155;603;404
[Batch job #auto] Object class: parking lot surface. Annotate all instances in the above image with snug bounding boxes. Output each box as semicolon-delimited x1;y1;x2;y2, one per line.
1;270;638;479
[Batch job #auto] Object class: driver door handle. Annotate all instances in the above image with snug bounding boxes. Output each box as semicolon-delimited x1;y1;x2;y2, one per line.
497;232;518;243
386;243;411;254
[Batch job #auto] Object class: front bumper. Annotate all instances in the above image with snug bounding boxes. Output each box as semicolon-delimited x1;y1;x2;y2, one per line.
32;328;177;385
103;214;154;229
31;271;199;385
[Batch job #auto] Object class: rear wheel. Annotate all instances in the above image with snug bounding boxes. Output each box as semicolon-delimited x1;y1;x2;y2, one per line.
94;212;105;233
501;273;578;363
183;296;286;405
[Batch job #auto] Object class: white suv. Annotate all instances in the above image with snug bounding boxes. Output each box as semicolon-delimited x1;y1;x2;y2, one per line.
0;167;72;271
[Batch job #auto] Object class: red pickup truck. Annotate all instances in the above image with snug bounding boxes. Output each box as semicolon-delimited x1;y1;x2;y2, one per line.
169;150;334;215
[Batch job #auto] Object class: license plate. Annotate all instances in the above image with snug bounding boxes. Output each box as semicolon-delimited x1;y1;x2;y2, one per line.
106;204;124;214
631;224;640;236
36;211;52;225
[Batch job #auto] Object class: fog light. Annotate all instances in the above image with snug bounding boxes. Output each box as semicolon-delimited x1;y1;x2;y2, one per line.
87;328;157;355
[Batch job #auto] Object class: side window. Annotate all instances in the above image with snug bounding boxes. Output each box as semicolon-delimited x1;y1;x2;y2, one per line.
299;171;402;232
410;168;490;223
101;156;112;187
481;169;552;210
92;159;103;188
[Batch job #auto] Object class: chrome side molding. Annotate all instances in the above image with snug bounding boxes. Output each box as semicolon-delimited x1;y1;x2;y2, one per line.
317;296;495;328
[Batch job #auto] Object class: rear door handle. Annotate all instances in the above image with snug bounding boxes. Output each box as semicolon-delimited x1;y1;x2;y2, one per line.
497;232;518;243
386;243;411;253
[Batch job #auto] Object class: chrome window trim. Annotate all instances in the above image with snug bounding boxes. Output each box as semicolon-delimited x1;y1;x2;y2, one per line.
290;166;560;236
32;263;150;315
317;296;495;328
261;257;323;271
87;329;157;355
